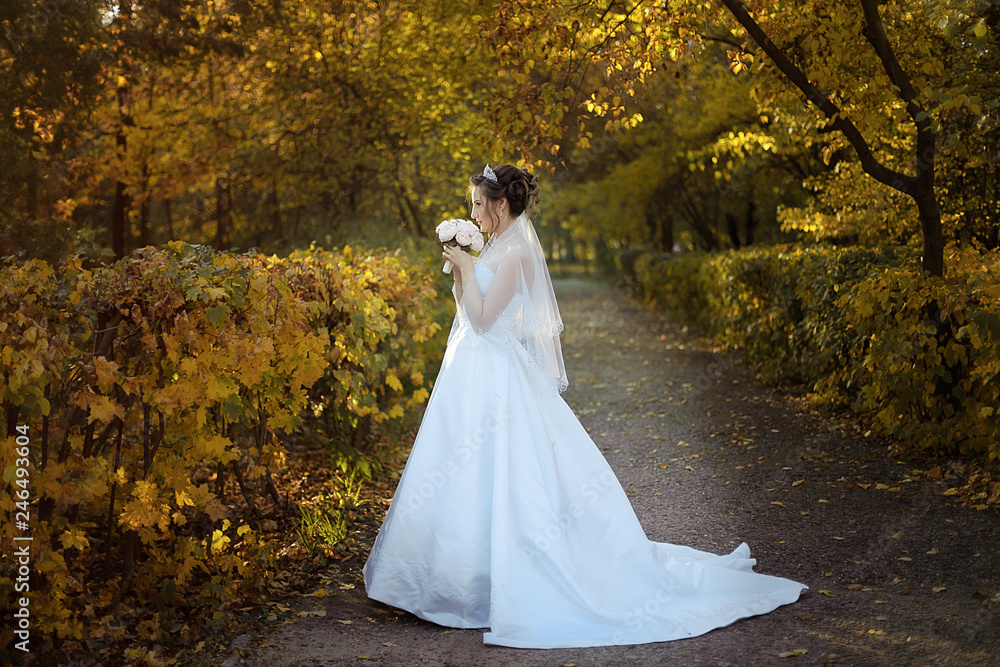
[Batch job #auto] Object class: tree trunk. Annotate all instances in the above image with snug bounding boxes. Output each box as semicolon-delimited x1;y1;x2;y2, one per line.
138;163;150;247
111;103;130;259
718;0;945;275
660;211;674;252
214;176;230;249
725;213;741;248
163;197;175;241
916;185;944;276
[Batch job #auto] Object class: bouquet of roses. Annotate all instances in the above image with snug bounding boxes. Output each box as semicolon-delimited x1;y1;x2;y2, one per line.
437;218;485;273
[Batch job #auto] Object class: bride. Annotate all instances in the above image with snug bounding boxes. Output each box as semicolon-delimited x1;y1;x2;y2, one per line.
362;163;806;649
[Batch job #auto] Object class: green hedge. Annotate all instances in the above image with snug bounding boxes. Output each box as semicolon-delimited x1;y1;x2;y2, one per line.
630;244;1000;459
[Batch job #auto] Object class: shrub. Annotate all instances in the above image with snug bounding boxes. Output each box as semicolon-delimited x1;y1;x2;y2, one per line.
0;241;444;658
627;244;1000;459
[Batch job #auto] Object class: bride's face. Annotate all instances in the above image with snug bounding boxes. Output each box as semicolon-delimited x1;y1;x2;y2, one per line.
471;187;503;234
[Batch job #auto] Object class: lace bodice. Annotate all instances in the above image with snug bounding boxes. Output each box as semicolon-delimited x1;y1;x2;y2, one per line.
463;261;523;331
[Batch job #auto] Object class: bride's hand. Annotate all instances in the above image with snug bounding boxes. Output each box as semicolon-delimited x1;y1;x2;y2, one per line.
442;244;474;276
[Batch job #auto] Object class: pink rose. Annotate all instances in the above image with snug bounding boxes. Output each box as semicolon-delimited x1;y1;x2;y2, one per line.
436;219;459;242
455;229;474;246
470;234;485;252
457;219;480;235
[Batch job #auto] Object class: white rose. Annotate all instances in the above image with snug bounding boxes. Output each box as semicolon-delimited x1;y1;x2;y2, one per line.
470;234;485;252
455;229;474;246
457;219;479;234
436;219;459;241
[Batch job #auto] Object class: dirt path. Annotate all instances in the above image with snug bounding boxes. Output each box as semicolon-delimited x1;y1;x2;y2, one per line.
228;276;1000;666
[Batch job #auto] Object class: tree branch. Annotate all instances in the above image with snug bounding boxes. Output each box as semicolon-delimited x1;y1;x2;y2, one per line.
859;0;936;187
718;0;917;196
859;0;927;128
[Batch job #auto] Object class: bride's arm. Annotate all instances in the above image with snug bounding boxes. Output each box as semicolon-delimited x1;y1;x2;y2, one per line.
457;253;528;334
452;267;465;306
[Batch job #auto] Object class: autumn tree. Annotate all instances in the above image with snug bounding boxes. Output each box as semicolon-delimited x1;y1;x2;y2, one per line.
0;0;105;260
486;0;998;275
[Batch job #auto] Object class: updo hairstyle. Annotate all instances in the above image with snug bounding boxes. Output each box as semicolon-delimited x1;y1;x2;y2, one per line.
469;164;540;225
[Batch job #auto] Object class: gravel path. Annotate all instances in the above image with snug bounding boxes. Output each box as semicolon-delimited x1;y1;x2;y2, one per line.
231;276;1000;667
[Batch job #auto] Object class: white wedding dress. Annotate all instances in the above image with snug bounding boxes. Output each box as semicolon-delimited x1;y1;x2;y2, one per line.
363;230;806;648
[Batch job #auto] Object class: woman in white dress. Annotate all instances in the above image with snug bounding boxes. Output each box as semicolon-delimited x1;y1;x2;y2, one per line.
362;163;806;649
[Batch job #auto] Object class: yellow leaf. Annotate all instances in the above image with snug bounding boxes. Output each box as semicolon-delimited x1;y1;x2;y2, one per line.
93;356;120;389
84;393;123;424
385;372;403;392
211;529;230;553
198;435;231;459
59;528;90;550
778;648;808;658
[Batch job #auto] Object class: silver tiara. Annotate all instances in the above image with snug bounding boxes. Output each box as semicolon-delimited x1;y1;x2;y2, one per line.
483;163;498;184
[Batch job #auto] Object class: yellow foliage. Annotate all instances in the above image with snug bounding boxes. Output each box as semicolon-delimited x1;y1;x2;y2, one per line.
632;243;1000;458
0;241;443;651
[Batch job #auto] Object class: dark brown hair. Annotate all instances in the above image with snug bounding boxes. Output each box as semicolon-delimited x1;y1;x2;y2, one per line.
469;164;540;224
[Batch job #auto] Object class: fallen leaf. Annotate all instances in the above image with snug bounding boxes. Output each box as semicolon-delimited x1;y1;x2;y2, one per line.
771;501;787;508
792;479;804;487
933;586;946;593
857;483;871;490
847;584;864;591
337;619;353;625
898;556;912;562
832;536;844;540
926;548;939;555
875;600;888;604
659;462;669;469
877;615;889;621
778;648;808;658
818;499;830;503
818;590;836;597
891;531;903;540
